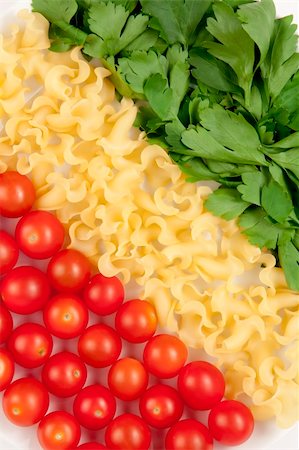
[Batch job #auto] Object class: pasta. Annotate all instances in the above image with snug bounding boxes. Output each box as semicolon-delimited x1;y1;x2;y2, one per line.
0;10;298;428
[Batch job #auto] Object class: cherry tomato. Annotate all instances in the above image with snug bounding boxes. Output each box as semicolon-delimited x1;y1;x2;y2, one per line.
143;334;188;379
3;377;49;426
115;299;157;343
77;444;107;449
165;419;213;450
38;411;81;450
0;349;14;391
1;266;51;314
108;357;148;401
8;322;53;369
0;302;13;344
78;324;122;368
43;294;88;339
15;211;64;260
73;384;116;430
42;351;87;398
0;171;35;218
208;400;254;446
84;273;124;316
105;413;151;450
0;230;19;275
178;361;225;410
139;384;184;429
47;249;91;293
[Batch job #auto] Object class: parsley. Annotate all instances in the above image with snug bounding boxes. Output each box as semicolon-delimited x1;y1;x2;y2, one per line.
32;0;299;290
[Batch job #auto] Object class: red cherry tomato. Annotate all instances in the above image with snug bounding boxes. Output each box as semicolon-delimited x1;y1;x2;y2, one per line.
143;334;188;379
15;211;64;259
165;419;214;450
139;384;184;429
73;384;116;430
0;171;35;218
38;411;81;450
78;324;122;368
0;349;14;391
3;377;49;426
0;230;19;275
1;266;51;314
84;273;124;316
208;400;254;446
0;302;13;344
43;294;88;339
105;413;151;450
47;249;91;293
178;361;225;411
8;322;53;369
42;351;87;398
115;299;157;343
77;444;107;449
108;357;148;401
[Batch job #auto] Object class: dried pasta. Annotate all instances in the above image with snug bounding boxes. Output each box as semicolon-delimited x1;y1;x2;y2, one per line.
0;10;298;428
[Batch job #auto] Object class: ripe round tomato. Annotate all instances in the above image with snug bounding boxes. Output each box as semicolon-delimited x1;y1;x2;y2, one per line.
165;419;213;450
139;384;184;429
84;273;124;316
42;351;87;398
0;171;35;218
15;211;65;260
143;334;188;379
0;349;14;391
8;322;53;369
73;384;116;430
3;377;49;426
115;299;157;343
38;411;81;450
208;400;254;446
77;444;107;449
0;230;19;275
0;302;13;344
105;413;151;450
78;324;122;368
43;294;88;339
47;249;91;293
108;357;148;401
178;361;225;410
1;266;51;314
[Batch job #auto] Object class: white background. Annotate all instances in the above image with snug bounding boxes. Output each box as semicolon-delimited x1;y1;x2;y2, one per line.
0;0;298;449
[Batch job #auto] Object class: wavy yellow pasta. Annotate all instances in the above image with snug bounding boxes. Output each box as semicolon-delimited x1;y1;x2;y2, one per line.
0;10;298;428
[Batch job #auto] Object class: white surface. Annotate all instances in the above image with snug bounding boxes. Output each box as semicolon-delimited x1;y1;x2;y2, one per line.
0;0;298;449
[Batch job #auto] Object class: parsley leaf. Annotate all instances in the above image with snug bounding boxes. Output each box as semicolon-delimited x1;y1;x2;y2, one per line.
205;188;250;220
262;15;299;100
261;179;293;223
32;0;77;23
32;0;87;46
118;50;168;94
205;2;255;104
144;74;175;121
183;106;267;165
237;171;266;205
140;0;212;46
87;2;148;57
239;208;280;249
238;0;275;65
271;71;299;131
278;235;299;291
189;48;240;93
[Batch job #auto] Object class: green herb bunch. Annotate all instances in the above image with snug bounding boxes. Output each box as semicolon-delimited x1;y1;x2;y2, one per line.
32;0;299;290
